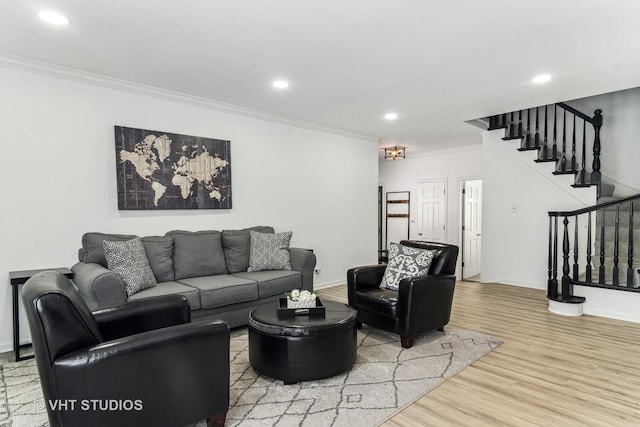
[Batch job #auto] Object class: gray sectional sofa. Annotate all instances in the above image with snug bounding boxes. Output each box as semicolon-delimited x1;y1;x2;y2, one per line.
71;226;316;328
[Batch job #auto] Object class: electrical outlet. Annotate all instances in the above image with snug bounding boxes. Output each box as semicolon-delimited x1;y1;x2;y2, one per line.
314;268;321;274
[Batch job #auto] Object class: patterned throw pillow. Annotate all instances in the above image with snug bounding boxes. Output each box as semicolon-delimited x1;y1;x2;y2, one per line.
103;237;157;296
247;231;292;272
380;242;435;290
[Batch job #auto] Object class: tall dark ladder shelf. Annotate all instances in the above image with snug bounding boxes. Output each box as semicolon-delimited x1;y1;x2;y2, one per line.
385;191;410;249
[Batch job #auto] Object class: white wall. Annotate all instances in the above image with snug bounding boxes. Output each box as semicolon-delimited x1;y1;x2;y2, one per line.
378;145;483;277
481;130;596;289
0;65;379;353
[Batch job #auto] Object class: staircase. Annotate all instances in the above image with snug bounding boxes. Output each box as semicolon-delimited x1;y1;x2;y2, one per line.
483;102;640;315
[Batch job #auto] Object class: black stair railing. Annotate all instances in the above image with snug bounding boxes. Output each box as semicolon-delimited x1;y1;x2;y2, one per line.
547;193;640;302
487;103;603;197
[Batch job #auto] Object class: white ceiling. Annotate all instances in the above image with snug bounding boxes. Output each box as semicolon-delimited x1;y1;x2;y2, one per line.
3;0;640;154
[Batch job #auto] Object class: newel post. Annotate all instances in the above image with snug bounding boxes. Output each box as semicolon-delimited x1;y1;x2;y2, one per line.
591;109;603;197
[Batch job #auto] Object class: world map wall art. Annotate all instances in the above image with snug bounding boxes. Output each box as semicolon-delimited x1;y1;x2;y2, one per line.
115;126;232;210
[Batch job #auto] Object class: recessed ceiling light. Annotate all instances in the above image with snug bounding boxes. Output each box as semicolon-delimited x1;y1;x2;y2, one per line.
384;113;398;121
532;74;551;84
272;80;289;89
39;10;70;25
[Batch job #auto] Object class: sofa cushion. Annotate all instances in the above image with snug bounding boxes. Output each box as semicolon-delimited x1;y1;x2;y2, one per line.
103;237;157;297
141;236;174;282
380;242;435;290
82;232;138;267
127;281;201;310
167;230;227;280
355;288;398;318
222;226;274;274
177;275;258;309
234;270;301;298
247;231;292;272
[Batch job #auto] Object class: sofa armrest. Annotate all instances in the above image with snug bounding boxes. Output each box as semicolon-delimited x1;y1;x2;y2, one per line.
289;248;317;291
72;262;127;309
52;319;230;427
347;265;386;307
397;274;456;337
93;295;191;341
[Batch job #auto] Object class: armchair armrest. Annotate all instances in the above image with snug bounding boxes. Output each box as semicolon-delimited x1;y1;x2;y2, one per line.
289;248;317;291
53;319;230;427
72;262;126;309
93;295;191;341
397;274;456;337
347;265;386;306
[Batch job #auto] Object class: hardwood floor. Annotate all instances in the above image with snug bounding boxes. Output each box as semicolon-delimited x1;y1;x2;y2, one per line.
317;281;640;426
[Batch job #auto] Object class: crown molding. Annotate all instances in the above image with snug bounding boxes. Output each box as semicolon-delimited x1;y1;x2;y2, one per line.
406;143;483;159
0;52;378;142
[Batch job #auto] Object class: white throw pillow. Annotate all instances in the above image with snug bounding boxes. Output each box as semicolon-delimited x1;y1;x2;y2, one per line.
380;242;435;290
247;231;292;271
103;237;157;296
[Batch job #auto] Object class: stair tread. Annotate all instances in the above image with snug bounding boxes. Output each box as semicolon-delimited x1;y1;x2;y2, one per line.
552;170;578;175
534;158;560;163
517;147;540;152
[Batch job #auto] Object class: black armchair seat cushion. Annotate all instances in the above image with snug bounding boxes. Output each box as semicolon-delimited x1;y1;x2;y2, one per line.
355;288;398;318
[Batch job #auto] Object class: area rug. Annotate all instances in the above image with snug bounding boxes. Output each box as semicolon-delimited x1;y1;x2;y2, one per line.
0;325;501;427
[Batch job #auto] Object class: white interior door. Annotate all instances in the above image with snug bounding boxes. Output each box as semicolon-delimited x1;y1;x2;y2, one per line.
463;180;482;279
417;180;447;242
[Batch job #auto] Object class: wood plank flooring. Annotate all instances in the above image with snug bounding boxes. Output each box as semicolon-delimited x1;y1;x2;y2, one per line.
316;281;640;426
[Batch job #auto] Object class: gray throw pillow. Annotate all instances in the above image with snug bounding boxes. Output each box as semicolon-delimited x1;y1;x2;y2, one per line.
222;226;274;273
103;237;157;297
248;230;292;272
380;242;435;290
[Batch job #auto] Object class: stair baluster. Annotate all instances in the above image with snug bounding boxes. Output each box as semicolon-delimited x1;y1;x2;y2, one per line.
559;109;567;171
540;105;549;159
547;216;558;299
578;120;587;185
613;205;620;286
628;202;635;288
552;104;558;159
524;109;531;148
571;115;577;172
592;109;603;197
561;216;571;298
508;111;516;138
573;216;579;281
534;107;540;148
517;110;523;138
599;209;606;284
586;211;592;282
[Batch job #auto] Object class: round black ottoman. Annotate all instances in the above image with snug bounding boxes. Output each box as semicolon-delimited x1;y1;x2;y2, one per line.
248;300;357;384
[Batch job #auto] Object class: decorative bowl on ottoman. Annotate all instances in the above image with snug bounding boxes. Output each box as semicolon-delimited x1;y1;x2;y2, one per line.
285;289;316;308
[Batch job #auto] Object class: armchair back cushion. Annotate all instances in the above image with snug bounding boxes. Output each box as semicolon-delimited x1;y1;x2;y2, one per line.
399;240;458;275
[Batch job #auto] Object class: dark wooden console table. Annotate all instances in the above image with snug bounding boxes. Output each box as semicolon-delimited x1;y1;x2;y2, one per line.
9;267;73;361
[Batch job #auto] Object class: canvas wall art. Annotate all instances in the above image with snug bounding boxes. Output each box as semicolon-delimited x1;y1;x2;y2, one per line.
115;126;232;210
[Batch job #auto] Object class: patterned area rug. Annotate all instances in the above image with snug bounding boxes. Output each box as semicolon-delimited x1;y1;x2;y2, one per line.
0;326;501;427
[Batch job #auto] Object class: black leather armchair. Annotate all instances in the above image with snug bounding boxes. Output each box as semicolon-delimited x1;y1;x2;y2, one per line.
22;270;230;427
347;240;459;348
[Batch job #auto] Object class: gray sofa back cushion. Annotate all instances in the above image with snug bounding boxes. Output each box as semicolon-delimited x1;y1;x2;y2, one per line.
222;226;274;274
82;232;138;267
167;230;227;279
141;236;175;282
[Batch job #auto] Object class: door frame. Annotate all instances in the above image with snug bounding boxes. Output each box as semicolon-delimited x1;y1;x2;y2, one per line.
458;176;483;280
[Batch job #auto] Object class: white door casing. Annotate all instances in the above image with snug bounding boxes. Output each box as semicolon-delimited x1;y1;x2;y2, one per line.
462;179;482;278
417;180;447;242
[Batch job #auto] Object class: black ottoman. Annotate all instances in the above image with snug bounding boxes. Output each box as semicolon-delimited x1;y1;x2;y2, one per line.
248;300;357;384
